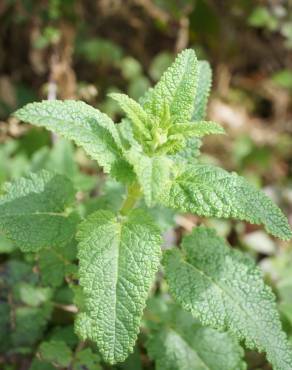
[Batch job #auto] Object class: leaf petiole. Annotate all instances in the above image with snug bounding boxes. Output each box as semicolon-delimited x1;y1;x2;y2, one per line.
120;182;142;215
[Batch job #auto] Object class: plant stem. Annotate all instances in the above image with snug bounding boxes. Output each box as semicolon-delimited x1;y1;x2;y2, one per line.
120;182;141;215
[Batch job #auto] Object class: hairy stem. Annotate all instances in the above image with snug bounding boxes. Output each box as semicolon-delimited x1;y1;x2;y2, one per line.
120;182;142;215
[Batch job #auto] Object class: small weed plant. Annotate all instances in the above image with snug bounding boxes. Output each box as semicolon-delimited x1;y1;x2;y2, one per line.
2;49;291;369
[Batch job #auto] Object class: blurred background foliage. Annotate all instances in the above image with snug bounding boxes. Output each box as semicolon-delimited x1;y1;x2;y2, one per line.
0;0;292;369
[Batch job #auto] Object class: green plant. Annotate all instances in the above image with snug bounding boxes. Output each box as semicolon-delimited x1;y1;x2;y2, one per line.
3;49;292;369
248;5;292;49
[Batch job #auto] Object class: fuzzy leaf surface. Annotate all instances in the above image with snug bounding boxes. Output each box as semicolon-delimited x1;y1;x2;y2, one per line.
77;209;161;363
0;170;77;251
169;121;225;138
126;147;172;207
192;61;212;121
142;49;198;122
168;60;212;165
163;227;292;370
170;138;201;165
161;164;292;240
14;100;122;173
146;300;246;370
148;324;245;370
109;93;151;140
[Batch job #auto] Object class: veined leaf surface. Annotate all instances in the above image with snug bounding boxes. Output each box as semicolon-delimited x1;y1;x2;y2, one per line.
77;209;161;363
0;170;77;251
163;227;292;370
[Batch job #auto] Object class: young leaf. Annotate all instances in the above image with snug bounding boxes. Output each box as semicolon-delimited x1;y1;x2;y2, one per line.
161;164;292;240
163;227;292;370
14;100;122;173
169;121;225;138
110;158;136;184
118;118;138;148
0;170;78;252
109;93;151;140
142;49;198;122
170;137;202;165
171;61;212;164
126;147;172;207
167;60;212;164
192;60;212;121
77;209;162;364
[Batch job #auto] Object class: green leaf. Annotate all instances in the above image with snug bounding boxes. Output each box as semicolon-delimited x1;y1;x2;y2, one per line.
120;57;142;80
170;137;202;165
120;347;143;370
31;138;77;178
4;260;36;286
163;227;292;370
38;240;77;287
77;209;162;364
16;283;53;307
29;359;55;370
147;310;246;370
109;93;151;140
73;348;101;370
168;59;212;164
272;69;292;89
12;304;52;349
142;49;198;122
149;52;174;81
192;61;212;121
169;121;225;138
248;6;278;31
110;158;136;184
0;170;78;251
126;147;172;207
14;100;122;173
0;234;16;253
30;138;96;191
76;37;123;63
39;340;72;367
38;249;66;287
49;325;79;348
75;312;94;341
161;164;292;240
118;118;137;148
80;179;124;215
145;298;246;370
